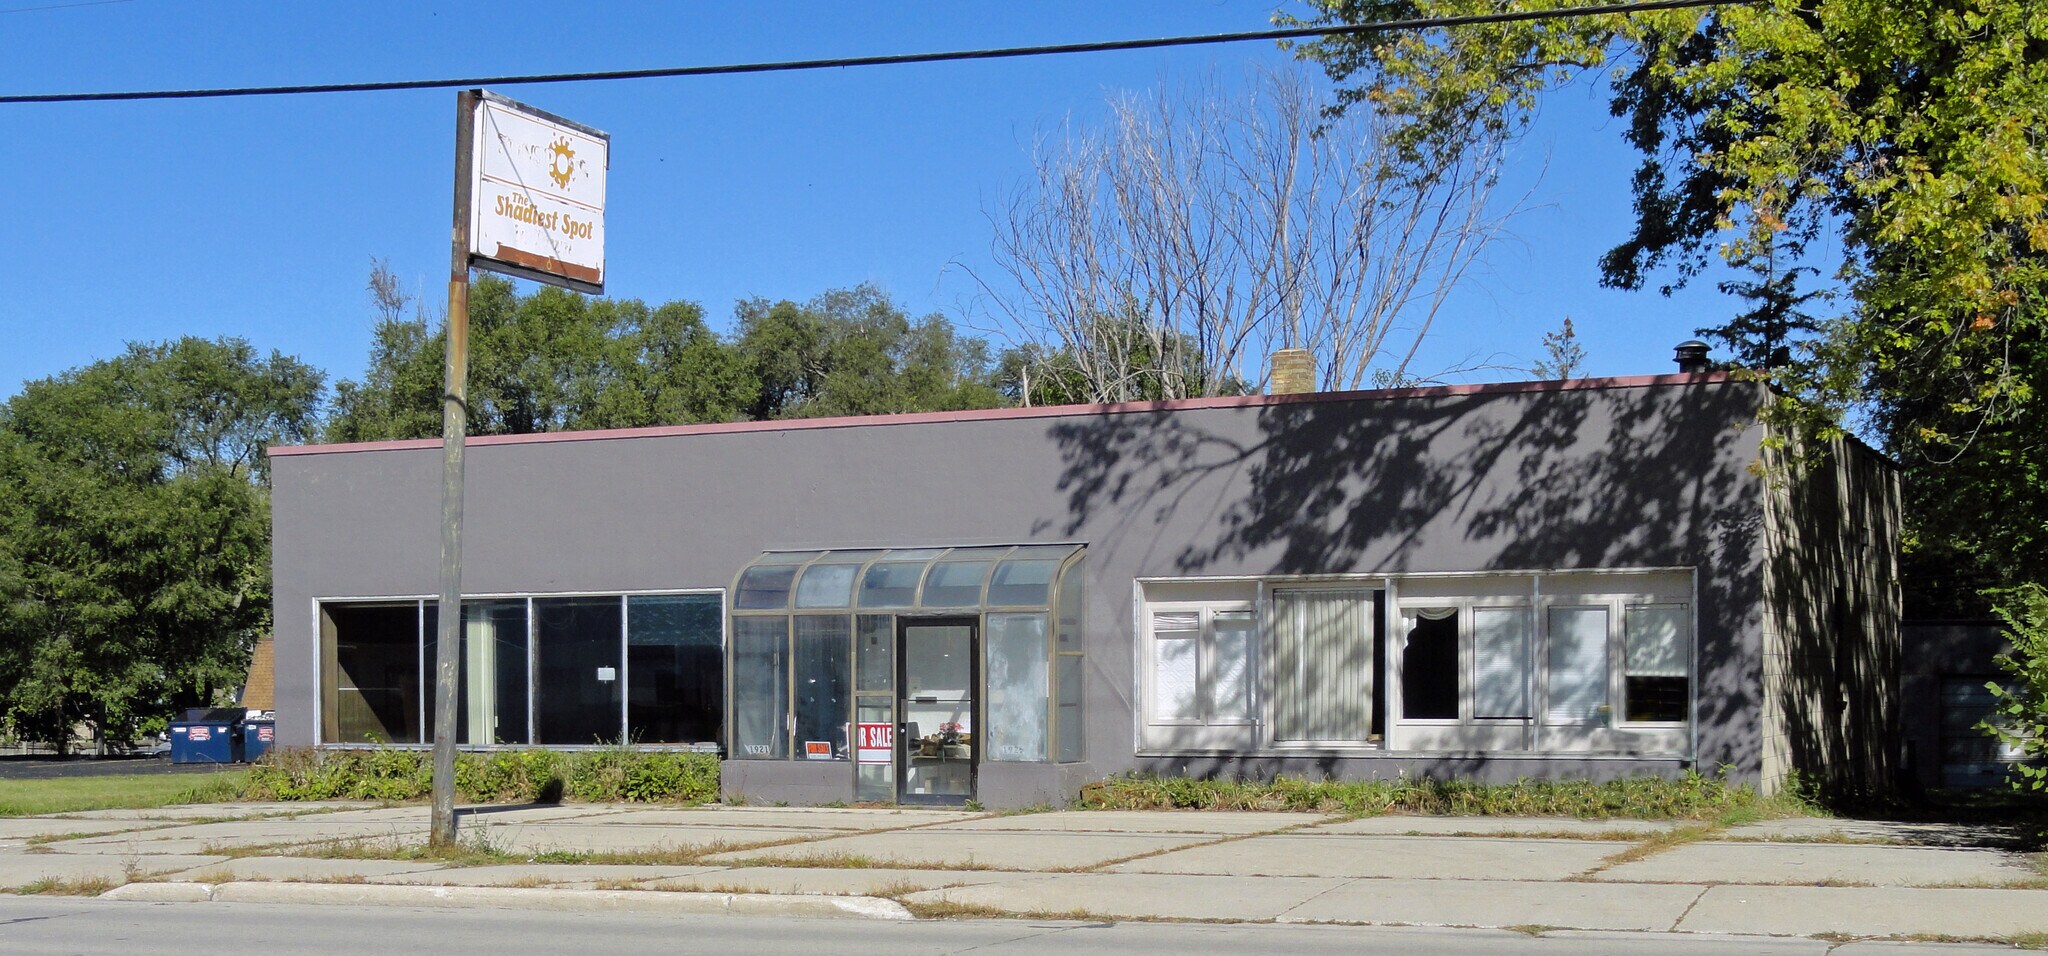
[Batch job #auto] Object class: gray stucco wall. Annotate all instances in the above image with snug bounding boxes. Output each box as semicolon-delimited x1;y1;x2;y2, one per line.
271;376;1769;805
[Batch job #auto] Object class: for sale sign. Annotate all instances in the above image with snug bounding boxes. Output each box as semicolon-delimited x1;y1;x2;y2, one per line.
469;91;608;294
856;723;894;764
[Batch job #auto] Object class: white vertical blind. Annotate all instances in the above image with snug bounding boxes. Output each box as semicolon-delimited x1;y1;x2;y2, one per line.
1624;605;1688;677
1153;637;1199;720
1151;611;1200;721
1272;590;1373;741
1546;606;1608;721
1210;610;1254;721
1472;607;1531;719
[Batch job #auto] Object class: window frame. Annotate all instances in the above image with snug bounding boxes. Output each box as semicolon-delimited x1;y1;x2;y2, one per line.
313;587;724;750
1618;601;1693;729
1132;570;1694;759
1141;599;1257;729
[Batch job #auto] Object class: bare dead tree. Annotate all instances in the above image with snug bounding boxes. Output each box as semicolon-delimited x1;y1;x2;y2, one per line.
979;66;1512;402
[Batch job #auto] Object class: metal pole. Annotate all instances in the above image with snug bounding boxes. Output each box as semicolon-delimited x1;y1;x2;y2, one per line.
431;88;478;848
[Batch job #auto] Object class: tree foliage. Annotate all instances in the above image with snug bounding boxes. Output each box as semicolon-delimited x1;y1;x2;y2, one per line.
1287;0;2047;421
1289;0;2048;764
0;338;321;750
1986;584;2048;791
328;267;1008;441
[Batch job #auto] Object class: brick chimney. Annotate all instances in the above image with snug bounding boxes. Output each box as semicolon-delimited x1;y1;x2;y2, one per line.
1270;348;1316;395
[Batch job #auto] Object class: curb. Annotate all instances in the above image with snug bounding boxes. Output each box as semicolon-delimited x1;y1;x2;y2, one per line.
100;881;913;920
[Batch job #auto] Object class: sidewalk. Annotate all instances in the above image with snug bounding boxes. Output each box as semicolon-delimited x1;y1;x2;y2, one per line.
4;802;2044;944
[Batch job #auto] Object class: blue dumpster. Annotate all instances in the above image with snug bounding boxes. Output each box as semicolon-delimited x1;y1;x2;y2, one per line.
168;708;241;764
241;716;275;762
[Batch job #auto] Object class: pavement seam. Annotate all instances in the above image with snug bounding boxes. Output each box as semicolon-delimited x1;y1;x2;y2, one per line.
1076;816;1337;873
1269;875;1364;922
1666;884;1710;931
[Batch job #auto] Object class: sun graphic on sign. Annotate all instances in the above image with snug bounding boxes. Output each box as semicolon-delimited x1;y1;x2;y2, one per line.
547;137;576;189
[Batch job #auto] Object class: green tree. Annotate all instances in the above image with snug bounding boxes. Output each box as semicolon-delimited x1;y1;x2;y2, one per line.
328;269;757;441
0;338;321;751
732;284;1007;419
1289;0;2048;778
1287;0;2047;422
1986;584;2048;791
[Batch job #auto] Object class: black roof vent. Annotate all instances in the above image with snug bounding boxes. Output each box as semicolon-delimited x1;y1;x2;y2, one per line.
1674;340;1712;374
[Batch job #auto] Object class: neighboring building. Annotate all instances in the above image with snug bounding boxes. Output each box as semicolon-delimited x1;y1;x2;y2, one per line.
1900;621;2024;789
239;637;276;713
268;351;1900;808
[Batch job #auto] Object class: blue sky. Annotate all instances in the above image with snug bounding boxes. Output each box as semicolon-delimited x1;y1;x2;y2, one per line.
4;0;1752;399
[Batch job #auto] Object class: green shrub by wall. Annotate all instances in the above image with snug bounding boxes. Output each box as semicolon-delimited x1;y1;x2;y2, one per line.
244;748;719;805
1076;770;1816;820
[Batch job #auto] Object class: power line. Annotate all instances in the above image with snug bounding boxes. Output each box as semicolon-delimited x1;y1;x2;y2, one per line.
0;0;135;13
1;0;1744;105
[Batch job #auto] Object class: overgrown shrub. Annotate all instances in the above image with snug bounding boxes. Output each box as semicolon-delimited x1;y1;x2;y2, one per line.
1988;584;2048;792
1075;770;1816;820
244;747;719;805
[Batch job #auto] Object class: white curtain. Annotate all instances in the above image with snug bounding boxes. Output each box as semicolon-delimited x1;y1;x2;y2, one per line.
1272;590;1373;741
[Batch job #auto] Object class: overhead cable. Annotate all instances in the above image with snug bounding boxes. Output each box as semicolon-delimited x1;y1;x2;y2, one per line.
1;0;1746;105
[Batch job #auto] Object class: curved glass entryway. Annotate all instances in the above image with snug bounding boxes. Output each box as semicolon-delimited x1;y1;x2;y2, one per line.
728;545;1085;805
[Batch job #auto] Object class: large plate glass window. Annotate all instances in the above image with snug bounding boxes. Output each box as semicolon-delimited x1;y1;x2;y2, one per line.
425;600;532;746
534;597;624;745
627;594;723;744
321;602;424;744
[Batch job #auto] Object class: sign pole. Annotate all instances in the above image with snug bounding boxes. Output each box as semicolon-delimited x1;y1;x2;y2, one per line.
431;88;479;848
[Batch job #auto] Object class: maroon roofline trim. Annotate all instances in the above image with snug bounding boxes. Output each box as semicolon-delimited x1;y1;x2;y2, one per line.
270;371;1736;458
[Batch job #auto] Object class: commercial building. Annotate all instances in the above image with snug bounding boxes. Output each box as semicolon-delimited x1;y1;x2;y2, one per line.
269;353;1899;807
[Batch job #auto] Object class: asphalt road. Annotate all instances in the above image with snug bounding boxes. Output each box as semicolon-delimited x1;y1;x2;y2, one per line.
0;899;2018;956
0;756;236;780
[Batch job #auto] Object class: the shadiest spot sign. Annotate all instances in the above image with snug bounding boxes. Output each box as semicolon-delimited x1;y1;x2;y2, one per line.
469;92;608;293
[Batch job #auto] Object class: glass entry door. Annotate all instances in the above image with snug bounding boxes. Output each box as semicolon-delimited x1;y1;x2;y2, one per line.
898;618;976;805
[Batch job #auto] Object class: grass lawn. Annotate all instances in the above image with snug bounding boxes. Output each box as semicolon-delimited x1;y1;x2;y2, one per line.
0;771;245;817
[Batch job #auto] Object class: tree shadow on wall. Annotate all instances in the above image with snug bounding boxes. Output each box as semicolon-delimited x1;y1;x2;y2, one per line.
1037;382;1766;772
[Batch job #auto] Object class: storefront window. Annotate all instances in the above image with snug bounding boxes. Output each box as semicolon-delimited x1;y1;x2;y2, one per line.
425;600;532;746
628;594;722;744
985;613;1048;762
534;597;624;745
322;603;422;744
793;616;851;760
731;616;788;759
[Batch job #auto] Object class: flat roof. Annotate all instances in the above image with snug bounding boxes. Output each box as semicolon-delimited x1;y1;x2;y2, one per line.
270;371;1737;458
